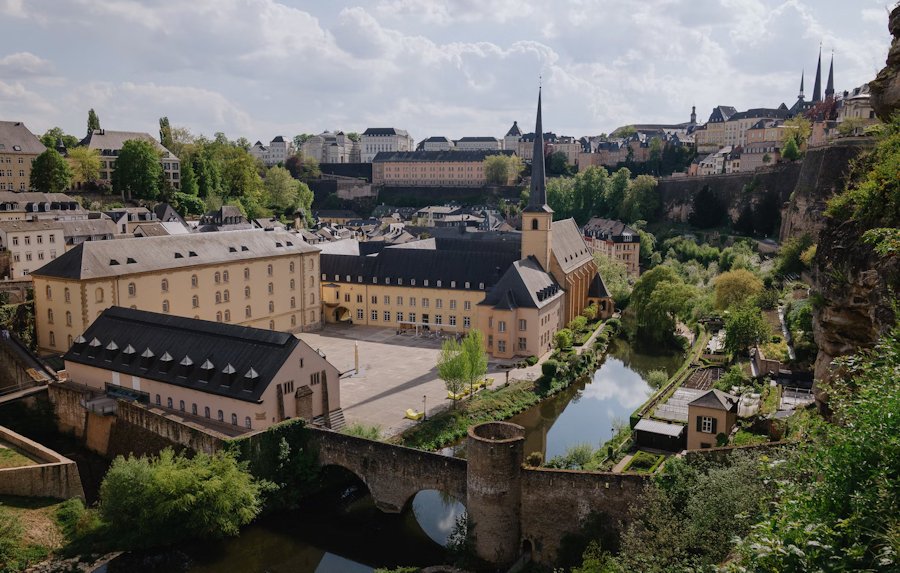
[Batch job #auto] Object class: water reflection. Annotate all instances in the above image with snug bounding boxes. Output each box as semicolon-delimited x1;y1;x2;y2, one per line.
410;490;466;546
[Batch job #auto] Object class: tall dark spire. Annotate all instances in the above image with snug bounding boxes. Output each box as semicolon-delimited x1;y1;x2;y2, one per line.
812;46;822;102
798;69;805;100
825;52;834;99
525;88;551;213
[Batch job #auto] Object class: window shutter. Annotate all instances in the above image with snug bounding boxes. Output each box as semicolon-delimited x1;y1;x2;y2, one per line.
696;416;703;432
711;418;718;434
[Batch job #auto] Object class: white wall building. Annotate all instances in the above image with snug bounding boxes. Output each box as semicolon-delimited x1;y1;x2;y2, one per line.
360;128;414;162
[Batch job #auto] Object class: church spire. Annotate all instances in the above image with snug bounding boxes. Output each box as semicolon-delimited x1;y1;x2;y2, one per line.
525;88;551;213
825;52;834;99
812;45;822;102
798;69;805;100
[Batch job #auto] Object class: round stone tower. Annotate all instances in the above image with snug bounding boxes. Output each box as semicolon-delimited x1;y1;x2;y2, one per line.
466;421;526;566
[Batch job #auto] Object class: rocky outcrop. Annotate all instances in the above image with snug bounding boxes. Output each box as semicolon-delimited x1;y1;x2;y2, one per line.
870;4;900;121
778;141;871;242
811;219;898;388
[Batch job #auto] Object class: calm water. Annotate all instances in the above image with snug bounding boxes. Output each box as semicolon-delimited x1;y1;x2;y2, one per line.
112;338;677;572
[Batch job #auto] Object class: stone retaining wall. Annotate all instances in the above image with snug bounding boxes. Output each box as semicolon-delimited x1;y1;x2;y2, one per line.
0;425;84;500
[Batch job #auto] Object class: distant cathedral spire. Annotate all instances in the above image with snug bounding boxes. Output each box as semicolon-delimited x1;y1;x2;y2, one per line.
825;52;834;99
690;105;696;124
525;88;551;213
798;69;805;100
812;45;822;102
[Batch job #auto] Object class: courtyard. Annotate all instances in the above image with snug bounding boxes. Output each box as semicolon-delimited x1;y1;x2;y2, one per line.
297;324;522;437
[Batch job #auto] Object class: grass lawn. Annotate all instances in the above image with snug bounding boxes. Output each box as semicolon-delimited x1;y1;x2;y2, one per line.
0;443;37;469
622;450;665;474
0;496;67;571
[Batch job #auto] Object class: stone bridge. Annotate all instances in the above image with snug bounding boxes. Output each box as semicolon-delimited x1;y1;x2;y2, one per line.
306;422;647;568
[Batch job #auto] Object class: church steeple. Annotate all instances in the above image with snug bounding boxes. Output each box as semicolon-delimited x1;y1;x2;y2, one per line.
525;88;551;213
690;105;696;124
825;52;834;99
812;46;822;102
798;70;805;100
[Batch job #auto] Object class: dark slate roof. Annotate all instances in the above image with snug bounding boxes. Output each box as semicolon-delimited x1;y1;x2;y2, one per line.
423;136;452;143
505;121;522;137
272;135;285;143
707;106;737;123
315;209;359;219
480;256;562;310
551;218;593;273
456;136;501;142
321;246;519;292
153;203;188;225
363;128;409;136
689;389;738;411
583;217;640;243
726;108;790;122
372;150;514;163
64;307;299;403
588;273;610;298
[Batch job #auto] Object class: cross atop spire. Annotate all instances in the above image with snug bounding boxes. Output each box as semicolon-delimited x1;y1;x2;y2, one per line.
825;51;834;99
525;88;552;213
812;45;823;102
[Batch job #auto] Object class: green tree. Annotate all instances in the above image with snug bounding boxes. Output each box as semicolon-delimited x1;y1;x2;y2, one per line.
39;127;79;150
714;269;763;310
723;304;769;355
66;146;101;187
264;166;300;211
648;136;663;175
781;115;812;150
159;116;173;151
605;167;631;218
483;154;513;185
620;175;659;222
292;134;314;148
461;329;488;398
99;448;265;548
29;148;72;192
285;153;321;181
554;328;574;350
774;233;813;276
111;139;162;200
179;159;199;196
629;265;694;346
593;253;631;308
86;108;100;137
781;137;801;161
548;150;570;175
346;132;360;142
688;184;726;228
169;192;206;216
437;338;467;403
546;176;576;220
573;166;610;223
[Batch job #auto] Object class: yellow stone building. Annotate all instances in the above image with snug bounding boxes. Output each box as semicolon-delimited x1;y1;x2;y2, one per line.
0;121;46;192
31;229;321;355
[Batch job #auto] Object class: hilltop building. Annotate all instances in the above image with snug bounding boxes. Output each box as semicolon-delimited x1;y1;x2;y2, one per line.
81;129;180;190
0;121;46;192
371;150;516;187
360;128;414;162
249;136;294;166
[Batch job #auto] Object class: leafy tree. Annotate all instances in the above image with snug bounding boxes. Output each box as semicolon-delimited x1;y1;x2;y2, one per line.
30;148;72;192
688;184;726;228
646;369;669;388
284;153;321;181
460;330;488;397
723;304;769;355
619;175;659;222
647;136;663;175
437;338;467;403
99;448;265;548
66;146;101;187
169;192;206;216
547;176;576;220
573;166;610;223
159;116;173;151
610;125;637;138
87;108;101;137
774;233;813;276
346;132;360;142
548;150;570;175
781;115;812;150
264;166;301;211
554;328;574;350
234;137;251;151
714;268;763;310
292;134;314;148
593;253;631;308
629;265;695;346
222;150;265;216
781;137;801;161
483;154;523;185
179;159;199;196
111;139;162;200
40;127;79;149
605;167;630;217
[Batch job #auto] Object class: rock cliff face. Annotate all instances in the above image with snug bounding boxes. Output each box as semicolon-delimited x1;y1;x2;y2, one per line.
870;4;900;121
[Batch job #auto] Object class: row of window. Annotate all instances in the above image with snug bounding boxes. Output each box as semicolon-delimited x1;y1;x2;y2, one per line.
0;157;25;164
362;309;470;328
0;170;26;177
327;274;484;290
487;318;528;332
0;183;27;190
155;395;253;429
342;292;471;310
12;250;54;263
10;234;55;246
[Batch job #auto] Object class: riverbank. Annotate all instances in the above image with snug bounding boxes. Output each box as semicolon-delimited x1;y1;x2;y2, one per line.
393;320;618;452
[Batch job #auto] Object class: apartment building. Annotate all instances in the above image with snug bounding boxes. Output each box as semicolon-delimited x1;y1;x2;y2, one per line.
249;136;295;166
64;306;342;431
31;229;321;355
0;121;46;192
360;128;414;162
0;220;64;279
300;131;358;163
81;130;180;189
694;106;737;153
582;218;641;277
372;150;516;187
722;108;790;148
0;192;84;222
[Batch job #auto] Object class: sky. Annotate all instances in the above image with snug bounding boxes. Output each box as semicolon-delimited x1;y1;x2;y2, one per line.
0;0;894;145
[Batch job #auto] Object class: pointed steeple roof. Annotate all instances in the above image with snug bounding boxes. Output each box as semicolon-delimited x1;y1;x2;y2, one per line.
524;88;552;214
798;69;805;100
825;52;834;99
812;46;822;102
505;121;522;137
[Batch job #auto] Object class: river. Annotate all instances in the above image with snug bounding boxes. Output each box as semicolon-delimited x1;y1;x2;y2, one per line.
112;338;680;572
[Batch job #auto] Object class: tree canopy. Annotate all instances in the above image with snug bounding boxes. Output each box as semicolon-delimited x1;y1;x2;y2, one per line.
66;146;101;187
87;108;100;137
29;148;72;193
39;127;79;150
723;304;769;355
714;269;763;310
629;265;695;347
437;330;488;400
483;154;523;185
111;139;162;201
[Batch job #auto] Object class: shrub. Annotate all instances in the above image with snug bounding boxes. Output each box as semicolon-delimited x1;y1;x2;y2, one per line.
715;365;750;392
569;315;589;333
546;443;595;470
525;355;538;366
582;304;599;322
554;328;574;350
646;369;669;388
541;359;559;379
342;423;381;440
525;451;544;467
99;448;266;548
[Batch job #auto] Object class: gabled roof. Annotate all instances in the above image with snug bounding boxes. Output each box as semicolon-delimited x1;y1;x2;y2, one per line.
422;136;452;143
64;307;300;403
505;121;522;137
583;217;639;242
271;135;285;143
0;220;63;234
551;218;593;274
707;106;737;123
59;219;117;240
456;136;501;143
689;389;738;411
32;229;317;280
588;273;610;299
0;121;46;155
362;128;409;137
480;256;562;310
81;129;176;157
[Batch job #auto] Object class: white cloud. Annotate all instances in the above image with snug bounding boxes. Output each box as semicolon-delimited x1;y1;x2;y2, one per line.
0;52;54;77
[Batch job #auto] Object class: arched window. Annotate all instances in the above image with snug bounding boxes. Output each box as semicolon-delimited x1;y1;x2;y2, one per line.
192;295;199;308
268;282;274;295
204;406;210;418
161;278;169;292
215;291;222;304
214;271;221;284
268;301;275;313
179;400;185;411
291;314;296;327
290;297;296;309
267;264;273;276
162;299;170;313
531;218;539;230
244;286;251;298
244;416;252;429
224;309;231;322
216;311;222;322
231;413;238;425
167;397;173;409
244;267;250;280
289;261;295;273
127;282;136;297
65;311;72;326
217;409;224;422
223;290;230;303
290;279;295;290
49;331;55;346
45;285;52;300
269;320;275;330
245;305;252;318
64;287;70;303
191;274;198;288
309;293;315;304
47;308;54;323
191;403;197;415
222;270;229;283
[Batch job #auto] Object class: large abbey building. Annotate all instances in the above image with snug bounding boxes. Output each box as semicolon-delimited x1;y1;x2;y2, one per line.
320;91;610;359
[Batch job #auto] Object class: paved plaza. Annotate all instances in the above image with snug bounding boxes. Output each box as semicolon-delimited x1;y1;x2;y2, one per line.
297;325;526;437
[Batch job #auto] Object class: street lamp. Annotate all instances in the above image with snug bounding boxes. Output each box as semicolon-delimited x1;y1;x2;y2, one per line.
423;395;427;421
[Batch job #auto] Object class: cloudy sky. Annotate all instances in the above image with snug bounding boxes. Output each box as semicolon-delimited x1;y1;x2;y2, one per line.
0;0;893;144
